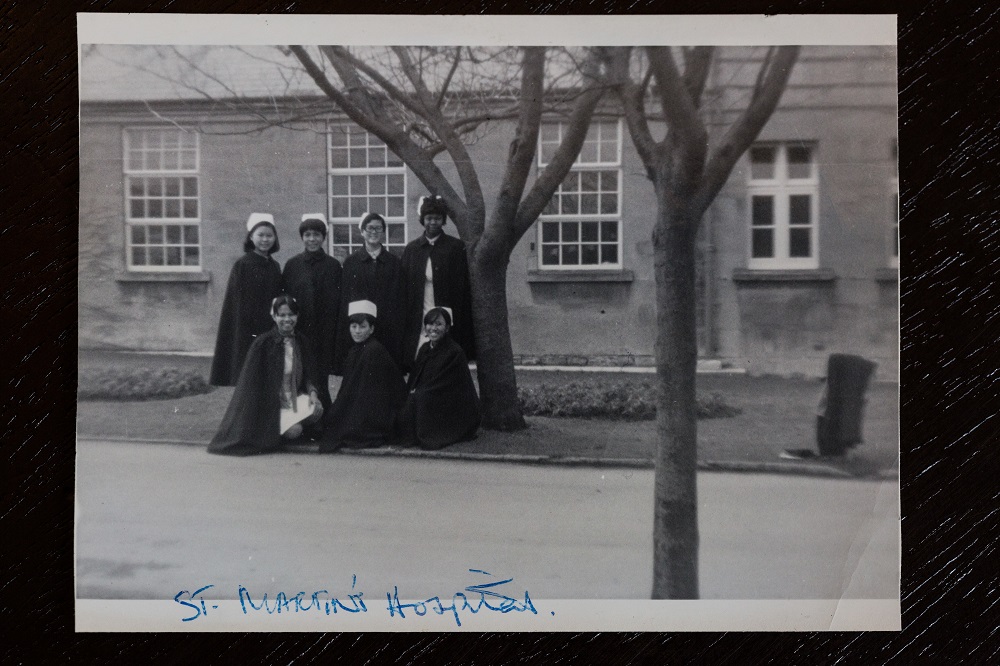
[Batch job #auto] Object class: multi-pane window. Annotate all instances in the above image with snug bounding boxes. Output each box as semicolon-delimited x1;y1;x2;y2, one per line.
124;128;201;271
328;125;407;257
747;142;819;269
537;120;623;269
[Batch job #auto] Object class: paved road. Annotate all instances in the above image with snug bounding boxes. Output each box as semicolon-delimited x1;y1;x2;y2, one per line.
76;440;898;602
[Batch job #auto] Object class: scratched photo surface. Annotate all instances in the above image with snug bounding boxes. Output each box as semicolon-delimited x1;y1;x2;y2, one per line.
75;14;899;631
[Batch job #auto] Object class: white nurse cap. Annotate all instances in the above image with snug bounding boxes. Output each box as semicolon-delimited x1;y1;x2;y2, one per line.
246;212;274;231
348;300;378;318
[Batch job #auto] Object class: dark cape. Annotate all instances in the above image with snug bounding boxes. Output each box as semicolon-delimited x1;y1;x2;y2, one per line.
209;251;283;386
208;328;320;456
397;334;481;450
282;249;342;406
335;246;406;373
400;232;475;368
319;337;406;452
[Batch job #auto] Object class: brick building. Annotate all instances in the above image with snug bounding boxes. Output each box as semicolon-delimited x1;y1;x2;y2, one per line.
79;45;898;378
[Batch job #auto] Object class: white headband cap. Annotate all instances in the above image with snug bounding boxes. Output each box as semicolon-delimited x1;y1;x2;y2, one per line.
358;211;386;232
348;300;378;318
301;213;327;223
246;212;274;231
428;305;453;326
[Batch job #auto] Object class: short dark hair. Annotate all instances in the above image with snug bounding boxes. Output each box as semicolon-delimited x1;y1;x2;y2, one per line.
423;307;452;328
244;221;281;254
271;294;299;316
299;217;327;238
348;312;376;327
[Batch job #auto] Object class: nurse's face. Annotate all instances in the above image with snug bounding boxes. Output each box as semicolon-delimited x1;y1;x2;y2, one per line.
302;229;325;253
362;219;385;246
423;213;444;238
272;304;298;335
350;320;374;344
424;313;448;343
251;225;276;254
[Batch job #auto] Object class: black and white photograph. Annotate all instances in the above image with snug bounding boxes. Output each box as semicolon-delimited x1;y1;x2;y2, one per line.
75;14;899;631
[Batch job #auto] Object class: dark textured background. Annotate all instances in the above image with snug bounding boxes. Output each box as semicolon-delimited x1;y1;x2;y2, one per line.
5;0;996;661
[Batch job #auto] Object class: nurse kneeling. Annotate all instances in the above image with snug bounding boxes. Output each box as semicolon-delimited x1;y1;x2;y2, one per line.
208;295;323;456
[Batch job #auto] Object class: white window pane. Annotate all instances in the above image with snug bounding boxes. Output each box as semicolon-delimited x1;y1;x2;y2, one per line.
330;147;349;169
752;228;774;258
789;228;811;258
789;195;811;226
751;196;774;227
331;176;348;195
387;174;404;194
387;196;404;218
787;146;813;179
750;146;776;179
331;198;349;218
561;222;579;242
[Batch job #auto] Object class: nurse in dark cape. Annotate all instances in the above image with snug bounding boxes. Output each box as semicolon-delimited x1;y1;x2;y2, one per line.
400;195;475;369
282;213;342;421
209;212;284;386
209;295;324;456
335;212;406;373
320;299;405;452
396;306;481;450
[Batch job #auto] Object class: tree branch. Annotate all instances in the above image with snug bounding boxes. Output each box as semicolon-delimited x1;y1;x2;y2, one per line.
645;46;708;154
323;46;428;121
683;46;714;107
289;45;470;227
608;47;657;177
513;51;606;238
435;46;463;109
694;46;800;214
390;46;485;230
486;47;546;242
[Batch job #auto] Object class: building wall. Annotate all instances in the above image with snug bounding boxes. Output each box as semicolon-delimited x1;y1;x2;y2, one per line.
79;46;898;379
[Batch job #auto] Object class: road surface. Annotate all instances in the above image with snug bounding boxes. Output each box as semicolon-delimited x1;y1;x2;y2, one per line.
76;440;898;602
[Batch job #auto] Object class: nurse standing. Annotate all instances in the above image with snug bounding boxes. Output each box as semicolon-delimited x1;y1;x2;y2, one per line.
400;195;475;369
209;212;283;386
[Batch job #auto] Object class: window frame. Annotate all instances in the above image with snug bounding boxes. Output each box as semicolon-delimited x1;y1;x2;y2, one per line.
122;127;203;273
327;123;408;257
536;119;624;271
746;142;820;270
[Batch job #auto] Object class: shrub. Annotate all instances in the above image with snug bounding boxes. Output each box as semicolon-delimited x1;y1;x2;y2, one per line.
517;380;741;420
78;366;212;401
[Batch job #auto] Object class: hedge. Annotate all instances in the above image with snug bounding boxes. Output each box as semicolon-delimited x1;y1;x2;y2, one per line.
518;380;741;420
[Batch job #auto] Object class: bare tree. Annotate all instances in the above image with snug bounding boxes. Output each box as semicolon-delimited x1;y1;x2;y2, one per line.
604;45;800;599
88;44;607;430
287;45;607;430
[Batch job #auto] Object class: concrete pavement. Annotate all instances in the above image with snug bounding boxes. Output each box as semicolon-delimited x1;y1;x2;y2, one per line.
76;439;899;603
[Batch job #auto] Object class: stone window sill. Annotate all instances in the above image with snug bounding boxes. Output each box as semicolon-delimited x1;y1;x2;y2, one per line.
732;268;836;283
115;271;211;283
526;269;635;283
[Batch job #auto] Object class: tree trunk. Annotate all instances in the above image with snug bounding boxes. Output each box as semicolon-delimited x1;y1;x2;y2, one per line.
651;174;701;600
468;230;528;432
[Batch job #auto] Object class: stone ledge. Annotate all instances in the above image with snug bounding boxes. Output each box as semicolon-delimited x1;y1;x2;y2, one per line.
526;269;635;283
114;271;212;283
732;268;837;283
